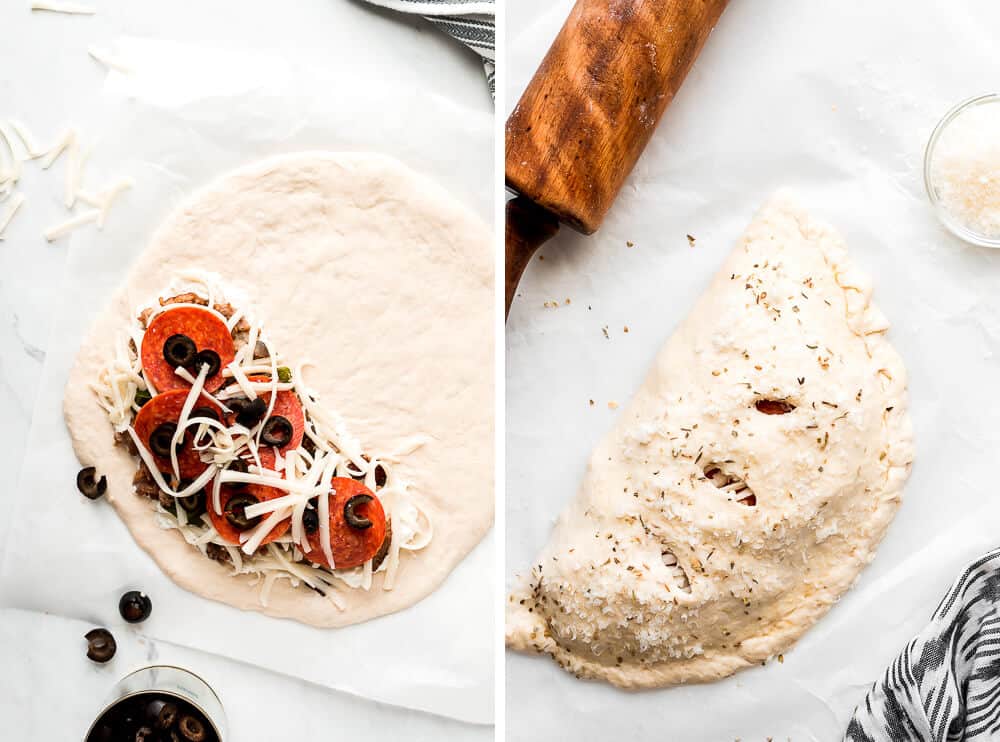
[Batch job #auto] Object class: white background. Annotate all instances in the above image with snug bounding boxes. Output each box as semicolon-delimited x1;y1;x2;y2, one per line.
506;1;1000;740
0;0;493;738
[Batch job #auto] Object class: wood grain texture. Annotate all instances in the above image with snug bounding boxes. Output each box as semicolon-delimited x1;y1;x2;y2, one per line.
506;195;560;317
506;0;729;235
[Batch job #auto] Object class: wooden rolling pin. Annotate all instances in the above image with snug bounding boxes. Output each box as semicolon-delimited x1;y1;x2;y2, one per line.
506;0;729;316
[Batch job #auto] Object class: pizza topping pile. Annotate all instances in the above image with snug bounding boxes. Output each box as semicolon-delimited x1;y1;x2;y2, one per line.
91;273;432;607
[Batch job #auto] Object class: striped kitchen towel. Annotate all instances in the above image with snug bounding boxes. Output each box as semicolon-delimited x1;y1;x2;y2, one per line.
846;548;1000;741
359;0;495;99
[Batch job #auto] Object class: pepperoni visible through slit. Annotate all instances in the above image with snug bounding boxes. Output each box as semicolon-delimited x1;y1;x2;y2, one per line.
133;389;216;479
207;482;291;548
304;478;388;570
140;306;235;393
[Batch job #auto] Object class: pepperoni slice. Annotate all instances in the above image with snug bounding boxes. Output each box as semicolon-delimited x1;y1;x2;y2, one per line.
207;482;291;548
228;375;305;465
133;389;217;479
140;307;235;394
304;478;387;570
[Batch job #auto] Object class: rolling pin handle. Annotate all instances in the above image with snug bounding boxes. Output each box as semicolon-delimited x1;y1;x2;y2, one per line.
505;196;560;319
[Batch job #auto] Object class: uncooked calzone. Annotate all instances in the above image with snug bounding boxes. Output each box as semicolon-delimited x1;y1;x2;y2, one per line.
506;193;913;687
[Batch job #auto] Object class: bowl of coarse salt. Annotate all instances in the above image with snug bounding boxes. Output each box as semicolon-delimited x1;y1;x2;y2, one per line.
924;94;1000;247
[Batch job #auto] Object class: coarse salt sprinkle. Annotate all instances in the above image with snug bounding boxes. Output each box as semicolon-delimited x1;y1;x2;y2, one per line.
929;98;1000;240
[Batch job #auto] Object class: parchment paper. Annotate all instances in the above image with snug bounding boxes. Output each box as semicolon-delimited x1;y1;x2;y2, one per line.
0;36;494;724
506;1;1000;739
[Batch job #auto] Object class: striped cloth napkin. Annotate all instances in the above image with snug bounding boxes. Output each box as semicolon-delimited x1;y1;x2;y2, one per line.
359;0;495;98
846;548;1000;741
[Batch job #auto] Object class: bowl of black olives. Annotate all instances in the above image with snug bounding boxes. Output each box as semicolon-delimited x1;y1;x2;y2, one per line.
85;666;225;741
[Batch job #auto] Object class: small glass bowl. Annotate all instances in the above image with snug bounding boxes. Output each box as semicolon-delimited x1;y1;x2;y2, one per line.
924;93;1000;248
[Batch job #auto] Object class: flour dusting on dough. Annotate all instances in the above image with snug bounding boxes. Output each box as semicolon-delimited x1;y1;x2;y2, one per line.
506;192;913;686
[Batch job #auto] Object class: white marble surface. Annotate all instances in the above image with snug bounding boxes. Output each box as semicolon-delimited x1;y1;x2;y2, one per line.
0;0;492;738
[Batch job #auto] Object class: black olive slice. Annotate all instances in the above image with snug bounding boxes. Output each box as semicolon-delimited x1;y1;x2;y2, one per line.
178;715;207;742
77;466;108;500
144;698;179;730
156;701;178;731
177;489;206;518
372;520;392;572
134;389;152;407
149;422;179;458
163;334;197;368
226;458;249;490
119;590;153;623
224;493;260;531
135;726;155;742
302;508;319;534
193;349;221;377
344;494;374;530
374;464;387;488
232;397;267;428
190;406;220;423
85;628;116;663
261;415;293;447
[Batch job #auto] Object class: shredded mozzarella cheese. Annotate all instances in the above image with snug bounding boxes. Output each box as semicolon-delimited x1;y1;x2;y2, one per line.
43;208;99;242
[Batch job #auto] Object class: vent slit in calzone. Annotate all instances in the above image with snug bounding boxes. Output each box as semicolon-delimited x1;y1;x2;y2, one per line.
506;193;913;687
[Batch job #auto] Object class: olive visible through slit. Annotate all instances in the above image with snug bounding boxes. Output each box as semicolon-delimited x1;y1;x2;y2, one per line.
149;422;181;457
119;590;153;623
163;334;197;368
344;494;374;530
302;508;319;534
85;627;116;663
261;415;293;447
224;493;260;530
178;714;207;741
193;349;221;377
77;466;107;500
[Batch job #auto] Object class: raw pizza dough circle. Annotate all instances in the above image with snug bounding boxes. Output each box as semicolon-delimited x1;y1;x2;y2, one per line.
65;152;494;628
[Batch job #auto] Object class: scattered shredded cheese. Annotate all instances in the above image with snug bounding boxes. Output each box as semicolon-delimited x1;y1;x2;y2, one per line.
43;208;99;242
64;137;83;208
30;2;96;14
96;177;133;227
9;120;43;159
40;129;76;170
0;193;25;239
87;45;131;74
